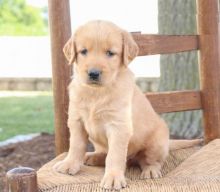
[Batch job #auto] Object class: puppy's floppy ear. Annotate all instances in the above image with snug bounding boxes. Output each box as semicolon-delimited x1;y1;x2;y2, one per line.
122;31;139;66
63;36;76;65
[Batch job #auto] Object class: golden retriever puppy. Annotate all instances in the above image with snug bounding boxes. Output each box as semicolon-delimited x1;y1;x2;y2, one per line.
53;20;200;190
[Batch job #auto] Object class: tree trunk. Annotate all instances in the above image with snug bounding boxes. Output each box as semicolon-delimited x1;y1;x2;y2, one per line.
158;0;202;139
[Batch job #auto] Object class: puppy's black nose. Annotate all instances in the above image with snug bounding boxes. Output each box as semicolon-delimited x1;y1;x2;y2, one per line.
88;69;101;81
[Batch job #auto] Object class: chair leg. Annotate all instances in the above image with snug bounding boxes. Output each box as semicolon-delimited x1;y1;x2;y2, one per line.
197;0;220;142
6;167;38;192
48;0;72;155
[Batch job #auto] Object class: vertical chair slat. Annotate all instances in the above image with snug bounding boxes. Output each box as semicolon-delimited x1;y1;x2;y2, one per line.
197;0;220;142
48;0;72;155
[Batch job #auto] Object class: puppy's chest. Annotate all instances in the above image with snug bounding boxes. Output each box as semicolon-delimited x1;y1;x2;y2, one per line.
79;101;113;139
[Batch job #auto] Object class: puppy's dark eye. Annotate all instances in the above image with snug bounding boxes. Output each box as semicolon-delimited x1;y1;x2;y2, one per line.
80;48;88;56
106;50;115;57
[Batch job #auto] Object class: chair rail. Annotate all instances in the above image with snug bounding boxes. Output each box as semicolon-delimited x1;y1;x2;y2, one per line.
132;34;199;56
146;90;202;113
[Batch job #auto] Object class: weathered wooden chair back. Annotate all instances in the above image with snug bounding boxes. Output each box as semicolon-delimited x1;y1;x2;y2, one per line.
48;0;220;155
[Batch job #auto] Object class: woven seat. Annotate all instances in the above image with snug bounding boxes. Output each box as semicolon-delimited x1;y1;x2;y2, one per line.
37;139;220;192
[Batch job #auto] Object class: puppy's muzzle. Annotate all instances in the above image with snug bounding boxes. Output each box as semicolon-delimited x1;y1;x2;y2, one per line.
88;68;101;82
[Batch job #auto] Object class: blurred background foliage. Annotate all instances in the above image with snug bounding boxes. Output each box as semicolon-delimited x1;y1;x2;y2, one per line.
0;0;48;35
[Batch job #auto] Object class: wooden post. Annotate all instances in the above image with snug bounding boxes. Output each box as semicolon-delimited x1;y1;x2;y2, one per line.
197;0;220;142
6;167;38;192
48;0;72;155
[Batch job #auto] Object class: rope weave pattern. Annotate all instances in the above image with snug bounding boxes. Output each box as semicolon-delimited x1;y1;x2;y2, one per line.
38;139;220;191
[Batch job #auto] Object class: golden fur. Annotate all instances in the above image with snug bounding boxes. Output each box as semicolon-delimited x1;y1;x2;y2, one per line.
53;20;201;190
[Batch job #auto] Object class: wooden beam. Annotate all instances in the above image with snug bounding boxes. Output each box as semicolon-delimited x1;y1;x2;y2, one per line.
146;91;202;113
132;34;199;56
48;0;71;155
197;0;220;142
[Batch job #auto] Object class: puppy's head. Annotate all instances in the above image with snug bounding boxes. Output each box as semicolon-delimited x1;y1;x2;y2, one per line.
63;20;139;87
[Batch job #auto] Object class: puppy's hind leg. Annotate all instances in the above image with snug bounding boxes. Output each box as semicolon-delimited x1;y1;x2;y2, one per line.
137;146;168;179
139;158;162;179
84;152;106;166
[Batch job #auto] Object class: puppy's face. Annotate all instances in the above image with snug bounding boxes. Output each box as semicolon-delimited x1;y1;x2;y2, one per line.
64;21;139;87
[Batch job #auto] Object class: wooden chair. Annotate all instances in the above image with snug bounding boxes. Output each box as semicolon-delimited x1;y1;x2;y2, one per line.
6;0;220;191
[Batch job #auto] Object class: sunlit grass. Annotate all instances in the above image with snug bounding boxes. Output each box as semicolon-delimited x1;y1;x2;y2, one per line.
0;91;54;141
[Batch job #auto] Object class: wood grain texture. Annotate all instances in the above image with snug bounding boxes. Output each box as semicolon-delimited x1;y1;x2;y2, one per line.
146;91;202;114
48;0;72;155
132;34;199;56
197;0;220;142
6;167;38;192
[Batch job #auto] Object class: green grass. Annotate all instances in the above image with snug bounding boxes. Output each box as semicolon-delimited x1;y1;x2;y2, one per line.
0;91;54;141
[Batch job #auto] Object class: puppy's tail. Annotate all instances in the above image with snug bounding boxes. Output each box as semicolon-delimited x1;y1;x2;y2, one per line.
169;139;203;151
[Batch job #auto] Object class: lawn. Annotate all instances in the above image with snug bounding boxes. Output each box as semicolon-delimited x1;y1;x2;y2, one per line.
0;91;54;141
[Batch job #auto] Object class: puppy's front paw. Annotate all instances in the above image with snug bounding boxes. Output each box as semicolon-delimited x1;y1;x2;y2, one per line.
53;159;81;175
100;170;127;190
